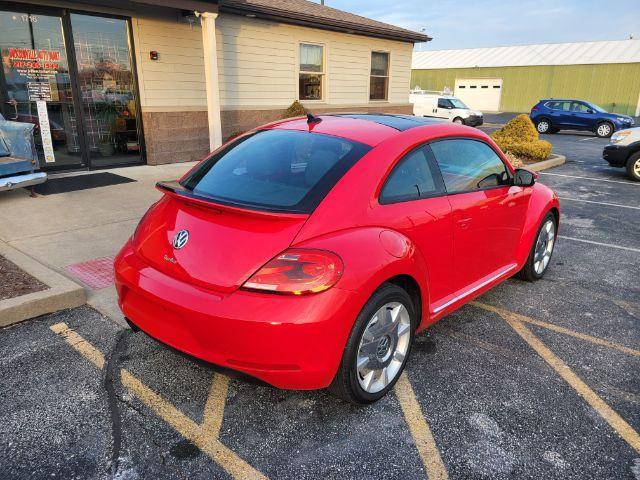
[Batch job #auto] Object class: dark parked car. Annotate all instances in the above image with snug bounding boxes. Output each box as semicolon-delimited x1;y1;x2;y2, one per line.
530;99;635;138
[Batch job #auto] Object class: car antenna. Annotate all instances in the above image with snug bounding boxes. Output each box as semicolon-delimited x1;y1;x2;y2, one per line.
307;112;322;124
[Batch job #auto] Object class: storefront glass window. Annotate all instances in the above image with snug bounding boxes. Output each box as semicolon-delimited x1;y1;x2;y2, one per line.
0;10;83;168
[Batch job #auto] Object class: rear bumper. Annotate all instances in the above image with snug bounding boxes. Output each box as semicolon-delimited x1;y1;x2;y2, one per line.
114;240;362;390
0;172;46;191
603;145;629;167
463;115;483;127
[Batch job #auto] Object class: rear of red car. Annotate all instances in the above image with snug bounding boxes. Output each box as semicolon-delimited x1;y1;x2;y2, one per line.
114;126;371;388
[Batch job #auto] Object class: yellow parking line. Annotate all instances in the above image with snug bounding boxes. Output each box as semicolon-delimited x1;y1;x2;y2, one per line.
473;302;640;357
498;311;640;454
50;323;268;480
200;374;231;438
395;372;449;480
121;370;266;480
50;322;105;369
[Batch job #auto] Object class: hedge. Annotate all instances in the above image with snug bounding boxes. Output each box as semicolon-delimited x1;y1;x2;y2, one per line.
491;114;552;161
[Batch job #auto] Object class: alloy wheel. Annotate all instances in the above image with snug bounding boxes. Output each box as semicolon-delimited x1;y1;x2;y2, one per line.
597;123;612;137
633;158;640;178
356;302;411;393
533;219;555;275
537;121;549;133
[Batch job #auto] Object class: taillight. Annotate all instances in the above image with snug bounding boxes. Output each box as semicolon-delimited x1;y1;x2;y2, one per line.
242;249;343;295
531;106;539;112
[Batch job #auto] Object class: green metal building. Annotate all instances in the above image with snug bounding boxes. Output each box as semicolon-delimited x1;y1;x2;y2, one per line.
411;40;640;116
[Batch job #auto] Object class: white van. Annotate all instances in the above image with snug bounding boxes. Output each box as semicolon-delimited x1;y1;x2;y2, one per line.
410;90;484;126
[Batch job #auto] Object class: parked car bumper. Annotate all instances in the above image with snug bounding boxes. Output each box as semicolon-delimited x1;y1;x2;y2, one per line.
463;115;483;127
114;240;360;390
0;171;47;192
602;144;630;167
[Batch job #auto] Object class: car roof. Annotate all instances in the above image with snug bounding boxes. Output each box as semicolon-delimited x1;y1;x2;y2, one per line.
267;113;449;146
541;99;585;102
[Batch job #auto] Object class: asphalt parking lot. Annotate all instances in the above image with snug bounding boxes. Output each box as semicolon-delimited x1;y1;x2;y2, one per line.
1;129;639;480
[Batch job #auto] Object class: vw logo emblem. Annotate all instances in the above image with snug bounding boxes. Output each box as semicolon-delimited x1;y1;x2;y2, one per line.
172;230;189;250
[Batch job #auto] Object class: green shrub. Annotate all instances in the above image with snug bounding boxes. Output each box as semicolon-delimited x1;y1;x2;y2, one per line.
499;140;552;161
282;100;306;119
492;114;538;144
491;114;552;161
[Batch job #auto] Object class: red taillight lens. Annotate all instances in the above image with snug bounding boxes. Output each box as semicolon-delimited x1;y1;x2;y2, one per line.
242;249;343;295
531;106;539;111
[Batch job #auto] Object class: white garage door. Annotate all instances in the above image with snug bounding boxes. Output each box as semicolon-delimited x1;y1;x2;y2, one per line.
454;78;503;112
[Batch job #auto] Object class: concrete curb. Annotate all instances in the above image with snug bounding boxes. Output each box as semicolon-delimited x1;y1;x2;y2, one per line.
527;154;566;172
0;241;86;328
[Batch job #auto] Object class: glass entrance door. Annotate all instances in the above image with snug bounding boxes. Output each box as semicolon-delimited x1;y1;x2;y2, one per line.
70;13;141;168
0;9;83;169
0;7;143;170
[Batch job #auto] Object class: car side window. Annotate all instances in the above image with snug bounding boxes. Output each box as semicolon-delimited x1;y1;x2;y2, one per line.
379;145;445;204
430;139;509;193
571;102;589;112
437;98;452;109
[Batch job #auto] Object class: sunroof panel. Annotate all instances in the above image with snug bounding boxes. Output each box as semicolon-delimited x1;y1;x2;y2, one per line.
332;114;446;131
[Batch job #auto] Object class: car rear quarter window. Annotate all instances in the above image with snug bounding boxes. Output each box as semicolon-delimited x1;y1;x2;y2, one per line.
379;145;445;204
430;139;510;193
181;129;370;213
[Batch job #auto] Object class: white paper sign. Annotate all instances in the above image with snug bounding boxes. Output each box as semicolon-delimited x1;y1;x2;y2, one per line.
36;100;55;163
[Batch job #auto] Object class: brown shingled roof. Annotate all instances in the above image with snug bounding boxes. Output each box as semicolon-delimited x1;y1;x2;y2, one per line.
219;0;431;43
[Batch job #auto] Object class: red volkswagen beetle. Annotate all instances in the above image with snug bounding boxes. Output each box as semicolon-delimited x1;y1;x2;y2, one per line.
115;114;559;404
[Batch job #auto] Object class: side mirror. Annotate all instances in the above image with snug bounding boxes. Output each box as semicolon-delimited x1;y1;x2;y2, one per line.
587;109;595;114
513;168;536;187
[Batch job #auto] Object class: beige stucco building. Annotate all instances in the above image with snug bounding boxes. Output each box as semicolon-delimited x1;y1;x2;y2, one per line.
0;0;428;170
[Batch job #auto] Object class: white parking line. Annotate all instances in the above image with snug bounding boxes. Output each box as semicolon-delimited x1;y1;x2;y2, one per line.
559;236;640;253
540;172;640;186
578;137;599;142
558;197;640;210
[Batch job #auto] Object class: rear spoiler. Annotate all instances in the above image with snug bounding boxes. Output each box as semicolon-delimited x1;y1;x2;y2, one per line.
156;181;308;219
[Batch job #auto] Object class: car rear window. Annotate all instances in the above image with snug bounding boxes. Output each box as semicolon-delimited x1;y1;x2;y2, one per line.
180;129;371;213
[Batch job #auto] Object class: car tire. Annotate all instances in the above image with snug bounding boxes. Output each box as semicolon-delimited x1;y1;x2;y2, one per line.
517;212;557;282
596;122;614;138
626;151;640;182
329;283;416;404
453;117;463;124
535;118;552;134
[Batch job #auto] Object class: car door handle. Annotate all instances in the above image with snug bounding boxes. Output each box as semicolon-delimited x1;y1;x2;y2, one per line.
456;216;472;228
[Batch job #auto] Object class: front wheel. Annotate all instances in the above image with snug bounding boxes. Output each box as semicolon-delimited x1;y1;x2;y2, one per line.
517;212;557;281
626;152;640;181
596;122;614;138
329;283;415;404
453;117;464;124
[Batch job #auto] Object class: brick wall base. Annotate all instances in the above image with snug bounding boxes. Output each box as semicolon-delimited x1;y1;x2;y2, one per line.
142;111;209;165
142;104;413;165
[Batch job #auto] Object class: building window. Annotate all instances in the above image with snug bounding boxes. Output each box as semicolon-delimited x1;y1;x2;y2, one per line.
299;43;324;101
370;51;389;101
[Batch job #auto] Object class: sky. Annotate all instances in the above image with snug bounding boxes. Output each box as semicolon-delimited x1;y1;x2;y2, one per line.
325;0;640;50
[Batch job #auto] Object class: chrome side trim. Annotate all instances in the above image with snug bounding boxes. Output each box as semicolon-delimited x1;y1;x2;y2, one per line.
432;264;518;314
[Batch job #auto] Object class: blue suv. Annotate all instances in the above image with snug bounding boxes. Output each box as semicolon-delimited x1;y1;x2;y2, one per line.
530;99;635;138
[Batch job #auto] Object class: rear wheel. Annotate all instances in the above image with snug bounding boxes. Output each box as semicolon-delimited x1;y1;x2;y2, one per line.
626;152;640;182
535;118;552;134
517;212;557;281
596;122;614;138
329;283;415;404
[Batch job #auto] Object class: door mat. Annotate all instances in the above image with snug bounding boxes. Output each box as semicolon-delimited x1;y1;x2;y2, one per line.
34;172;136;195
65;255;116;290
